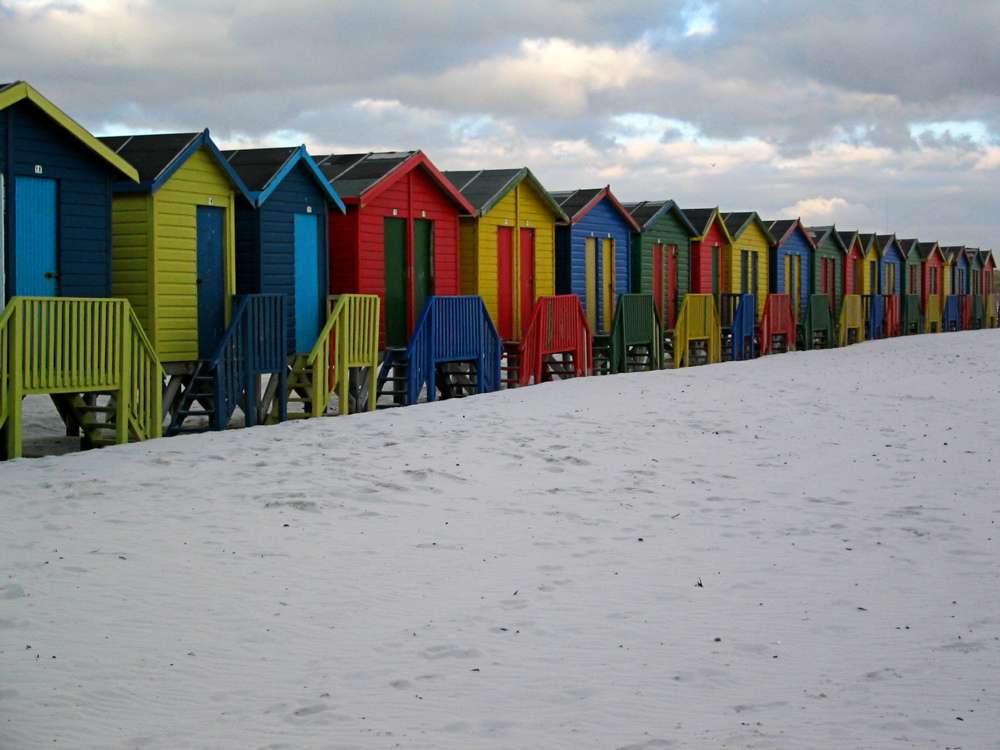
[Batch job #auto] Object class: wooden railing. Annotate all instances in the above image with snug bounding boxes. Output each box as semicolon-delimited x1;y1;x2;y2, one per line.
760;294;795;355
861;294;885;340
923;295;942;333
883;294;901;337
1;296;163;459
803;293;834;350
673;294;721;368
729;294;756;361
901;294;922;335
292;294;380;419
518;295;592;386
942;295;962;331
838;295;864;346
209;294;286;428
404;296;501;404
609;294;662;372
987;294;998;328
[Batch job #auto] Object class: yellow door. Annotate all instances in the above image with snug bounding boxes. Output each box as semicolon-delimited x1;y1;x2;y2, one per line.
585;237;597;330
793;255;801;319
602;238;615;333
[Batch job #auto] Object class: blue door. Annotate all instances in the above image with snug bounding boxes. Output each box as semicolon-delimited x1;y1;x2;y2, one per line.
14;176;58;297
293;213;321;352
197;205;226;359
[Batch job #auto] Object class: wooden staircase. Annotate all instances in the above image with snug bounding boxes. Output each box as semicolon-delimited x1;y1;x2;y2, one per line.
166;295;286;436
592;334;612;376
516;295;591;385
838;295;864;346
608;294;662;373
501;341;521;388
672;294;721;368
271;294;380;420
1;296;162;459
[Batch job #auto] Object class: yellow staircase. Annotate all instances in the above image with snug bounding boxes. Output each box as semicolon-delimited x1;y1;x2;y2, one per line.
837;295;865;346
274;294;380;420
1;297;162;459
673;294;721;368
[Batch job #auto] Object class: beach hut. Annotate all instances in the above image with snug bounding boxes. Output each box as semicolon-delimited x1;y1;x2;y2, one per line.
222;147;378;418
806;225;847;313
722;211;772;320
766;218;814;325
98;130;288;433
837;229;864;297
223;146;346;354
917;241;945;332
982;250;998;327
681;207;731;305
966;247;986;328
1;81;137;302
622;199;698;331
440;167;565;342
315;151;475;350
896;237;922;334
857;234;884;338
0;81;161;458
552;186;639;336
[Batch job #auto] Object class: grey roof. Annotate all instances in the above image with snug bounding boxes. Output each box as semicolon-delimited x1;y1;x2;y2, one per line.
897;238;919;257
722;211;756;238
859;233;877;251
222;146;298;192
876;234;899;253
313;151;416;198
680;207;718;236
99;132;201;182
767;219;798;244
916;241;940;260
837;230;859;249
550;187;604;220
441;168;524;215
621;200;698;235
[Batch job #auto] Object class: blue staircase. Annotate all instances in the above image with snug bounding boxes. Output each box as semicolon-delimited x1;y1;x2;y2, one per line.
942;295;962;332
862;294;885;340
729;294;756;361
166;294;287;434
375;296;501;407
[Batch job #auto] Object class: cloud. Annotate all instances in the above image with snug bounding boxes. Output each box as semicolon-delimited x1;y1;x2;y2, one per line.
779;197;850;220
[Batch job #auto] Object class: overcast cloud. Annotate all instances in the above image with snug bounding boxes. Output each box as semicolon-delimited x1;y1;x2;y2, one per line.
3;0;998;248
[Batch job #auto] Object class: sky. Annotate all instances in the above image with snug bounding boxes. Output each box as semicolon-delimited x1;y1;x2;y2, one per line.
2;0;998;249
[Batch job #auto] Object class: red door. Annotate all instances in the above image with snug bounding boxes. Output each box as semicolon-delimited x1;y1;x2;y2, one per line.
497;226;515;339
652;243;664;324
667;245;678;329
519;227;535;338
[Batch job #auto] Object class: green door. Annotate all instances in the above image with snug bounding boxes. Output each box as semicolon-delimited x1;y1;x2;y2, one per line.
413;218;433;326
384;217;407;348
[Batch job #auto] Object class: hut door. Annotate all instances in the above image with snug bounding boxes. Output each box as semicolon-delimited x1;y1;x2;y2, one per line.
666;245;677;329
852;258;860;295
652;243;664;324
885;264;895;295
519;227;535;337
740;250;749;294
383;217;407;348
196;206;227;359
293;213;321;353
0;175;5;307
602;238;615;333
869;260;878;294
751;253;759;299
14;176;58;297
585;237;597;330
711;245;721;305
496;226;515;339
413;218;433;328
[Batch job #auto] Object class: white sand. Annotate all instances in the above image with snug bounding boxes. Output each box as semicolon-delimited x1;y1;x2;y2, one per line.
2;331;998;749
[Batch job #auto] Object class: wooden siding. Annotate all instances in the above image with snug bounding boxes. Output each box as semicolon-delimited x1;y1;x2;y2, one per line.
812;235;844;316
632;210;693;316
111;192;153;341
461;180;557;338
4;100;115;299
727;222;769;319
556;197;633;333
861;243;881;295
691;218;727;295
880;241;904;295
235;161;329;352
142;146;235;362
327;164;462;347
769;226;812;321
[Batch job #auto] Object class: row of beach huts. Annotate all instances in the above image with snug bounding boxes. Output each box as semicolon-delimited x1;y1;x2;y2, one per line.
1;81;997;458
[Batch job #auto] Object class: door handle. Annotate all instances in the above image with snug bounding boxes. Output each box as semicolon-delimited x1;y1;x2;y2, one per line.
45;272;60;279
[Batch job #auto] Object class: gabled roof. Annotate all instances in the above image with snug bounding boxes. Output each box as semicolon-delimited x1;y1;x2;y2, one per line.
979;249;995;268
313;150;475;213
941;246;968;264
222;145;345;213
441;167;568;221
916;241;944;262
897;238;919;258
876;234;903;258
805;225;847;254
859;233;880;257
681;207;722;239
766;218;815;248
621;199;698;236
100;129;252;198
837;229;860;251
549;186;640;231
966;247;982;267
722;211;775;244
0;80;138;182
